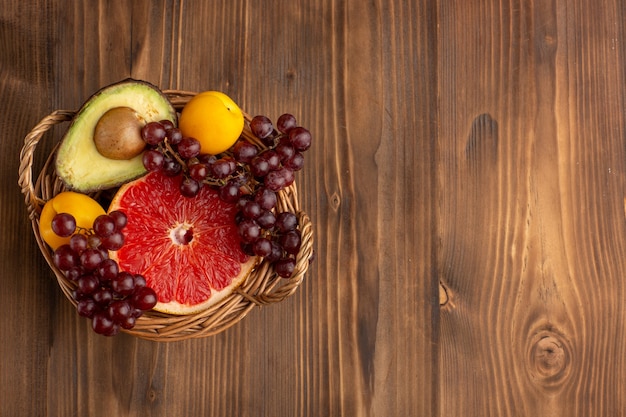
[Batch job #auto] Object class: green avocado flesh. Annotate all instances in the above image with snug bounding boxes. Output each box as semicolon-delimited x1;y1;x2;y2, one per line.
55;79;176;192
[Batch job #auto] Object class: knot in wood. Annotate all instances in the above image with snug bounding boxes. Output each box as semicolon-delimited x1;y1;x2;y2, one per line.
533;336;565;376
329;191;341;211
527;329;571;392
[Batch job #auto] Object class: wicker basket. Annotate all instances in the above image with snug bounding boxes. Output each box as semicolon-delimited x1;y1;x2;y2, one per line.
18;90;313;342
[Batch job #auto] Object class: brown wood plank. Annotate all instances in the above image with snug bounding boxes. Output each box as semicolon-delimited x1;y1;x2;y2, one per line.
1;2;58;416
438;0;626;414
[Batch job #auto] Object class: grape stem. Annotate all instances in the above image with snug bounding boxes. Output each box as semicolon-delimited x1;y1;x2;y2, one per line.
161;140;188;172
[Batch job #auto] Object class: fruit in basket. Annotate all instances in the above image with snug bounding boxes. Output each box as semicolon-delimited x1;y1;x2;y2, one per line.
50;209;158;336
108;171;259;315
39;191;106;249
55;79;176;192
178;91;244;155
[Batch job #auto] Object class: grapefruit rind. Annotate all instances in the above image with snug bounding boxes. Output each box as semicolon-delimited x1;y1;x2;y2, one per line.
153;255;259;315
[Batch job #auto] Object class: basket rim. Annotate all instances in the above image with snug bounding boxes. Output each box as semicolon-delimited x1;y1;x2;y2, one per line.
18;90;314;341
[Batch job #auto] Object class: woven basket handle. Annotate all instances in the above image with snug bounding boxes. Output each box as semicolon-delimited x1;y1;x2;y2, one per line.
18;110;75;218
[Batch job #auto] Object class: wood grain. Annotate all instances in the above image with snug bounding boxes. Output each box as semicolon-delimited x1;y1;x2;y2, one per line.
438;0;626;415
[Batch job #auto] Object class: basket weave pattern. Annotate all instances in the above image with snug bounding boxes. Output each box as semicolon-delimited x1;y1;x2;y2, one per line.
18;90;313;341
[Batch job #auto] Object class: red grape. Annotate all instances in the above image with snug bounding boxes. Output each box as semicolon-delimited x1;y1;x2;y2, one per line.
274;258;296;278
51;213;76;237
132;286;158;311
289;127;312;151
277;113;297;134
93;214;116;237
250;115;274;139
177;137;201;159
141;122;167;145
53;244;79;271
143;149;165;172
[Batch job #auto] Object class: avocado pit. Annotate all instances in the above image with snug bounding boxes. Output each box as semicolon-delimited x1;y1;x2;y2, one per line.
93;107;146;160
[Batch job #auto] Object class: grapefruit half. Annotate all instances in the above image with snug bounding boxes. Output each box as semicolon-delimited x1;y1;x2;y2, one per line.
109;171;258;315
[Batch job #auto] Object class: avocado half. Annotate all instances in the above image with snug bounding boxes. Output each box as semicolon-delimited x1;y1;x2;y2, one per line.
55;79;176;192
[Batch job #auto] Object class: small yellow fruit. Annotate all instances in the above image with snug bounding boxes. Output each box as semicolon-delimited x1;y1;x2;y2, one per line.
178;91;245;155
39;192;106;249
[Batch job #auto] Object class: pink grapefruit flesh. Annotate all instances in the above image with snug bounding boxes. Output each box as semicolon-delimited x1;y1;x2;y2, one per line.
109;171;258;314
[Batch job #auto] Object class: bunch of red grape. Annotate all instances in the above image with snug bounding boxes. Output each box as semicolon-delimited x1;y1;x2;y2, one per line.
140;113;312;278
51;211;158;336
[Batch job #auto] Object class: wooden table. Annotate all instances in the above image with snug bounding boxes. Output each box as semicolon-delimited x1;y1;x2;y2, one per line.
2;0;625;415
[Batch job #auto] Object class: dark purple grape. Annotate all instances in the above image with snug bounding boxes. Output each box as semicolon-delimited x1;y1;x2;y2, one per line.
166;127;183;145
159;120;175;131
276;212;298;233
198;154;217;165
141;122;167;145
51;213;76;237
143;149;165;172
250;115;274;139
276;140;296;162
77;298;98;318
274;258;296;278
189;162;208;181
240;242;255;256
162;157;182;177
279;230;302;255
177;137;201;159
210;158;236;179
280;167;295;187
218;181;241;203
80;248;104;271
233;140;258;163
111;271;135;296
254;187;277;210
69;233;88;254
277;114;297;134
108;210;128;231
92;312;119;336
99;248;109;261
242;201;262;219
53;244;79;271
284;152;305;171
265;241;284;263
92;287;114;306
236;194;252;209
180;177;201;198
289;127;312;151
101;231;125;251
224;157;237;173
107;300;132;322
252;238;273;257
120;315;137;330
93;214;116;237
237;219;261;244
97;258;119;281
262;150;281;171
265;170;287;191
256;210;276;229
71;289;83;302
77;274;100;295
66;266;84;282
133;274;147;288
250;156;270;177
132;286;158;311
